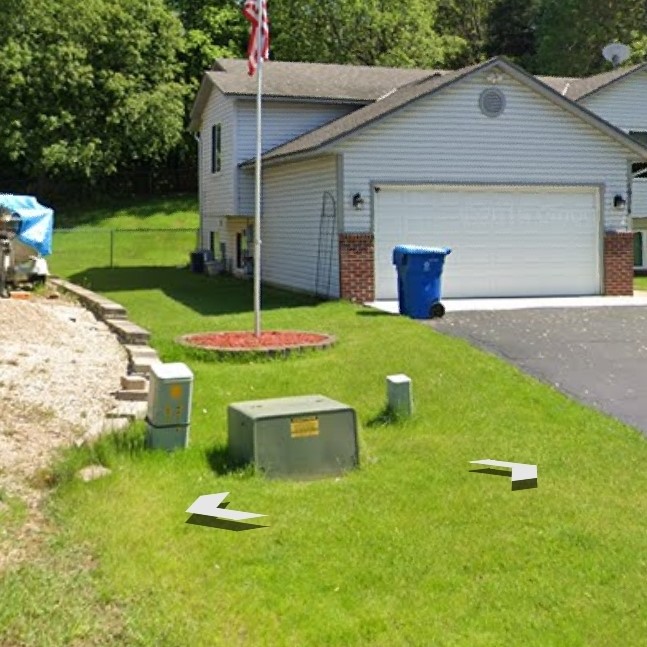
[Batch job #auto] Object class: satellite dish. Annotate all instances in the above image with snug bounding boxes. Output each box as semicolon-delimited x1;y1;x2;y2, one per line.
602;43;631;68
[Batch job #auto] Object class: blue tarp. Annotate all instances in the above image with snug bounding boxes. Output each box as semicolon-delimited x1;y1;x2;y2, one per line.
0;194;54;256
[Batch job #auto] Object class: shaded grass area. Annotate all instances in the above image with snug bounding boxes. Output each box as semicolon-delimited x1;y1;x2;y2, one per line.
3;268;647;645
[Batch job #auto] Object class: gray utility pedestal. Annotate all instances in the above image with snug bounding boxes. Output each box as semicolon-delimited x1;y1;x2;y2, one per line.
146;362;193;450
228;395;359;479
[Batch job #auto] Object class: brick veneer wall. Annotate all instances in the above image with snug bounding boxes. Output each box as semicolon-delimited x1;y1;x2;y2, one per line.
339;233;374;302
604;231;634;296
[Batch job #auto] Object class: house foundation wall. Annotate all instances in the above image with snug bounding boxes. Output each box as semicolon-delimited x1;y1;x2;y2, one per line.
336;231;634;301
604;231;634;295
339;233;374;302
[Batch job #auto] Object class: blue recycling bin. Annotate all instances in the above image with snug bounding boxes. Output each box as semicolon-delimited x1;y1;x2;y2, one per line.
392;245;452;319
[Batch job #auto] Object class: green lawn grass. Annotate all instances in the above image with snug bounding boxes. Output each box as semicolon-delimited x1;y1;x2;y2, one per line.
634;275;647;291
3;202;647;645
49;194;199;278
54;194;199;229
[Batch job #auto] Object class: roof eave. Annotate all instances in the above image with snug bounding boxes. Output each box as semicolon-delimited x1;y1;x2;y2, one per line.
228;93;371;106
574;62;647;102
239;147;336;169
188;74;216;131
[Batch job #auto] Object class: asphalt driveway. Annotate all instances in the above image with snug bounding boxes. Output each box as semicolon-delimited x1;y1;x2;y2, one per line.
428;307;647;435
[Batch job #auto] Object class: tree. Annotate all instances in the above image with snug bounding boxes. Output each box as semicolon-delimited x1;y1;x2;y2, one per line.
269;0;464;69
0;0;187;183
435;0;496;66
534;0;647;76
166;0;246;88
485;0;542;70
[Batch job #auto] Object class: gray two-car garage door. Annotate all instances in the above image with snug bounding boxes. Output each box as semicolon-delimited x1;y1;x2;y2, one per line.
374;185;602;299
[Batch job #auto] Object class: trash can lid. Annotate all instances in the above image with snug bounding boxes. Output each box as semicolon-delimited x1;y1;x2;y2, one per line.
392;244;452;256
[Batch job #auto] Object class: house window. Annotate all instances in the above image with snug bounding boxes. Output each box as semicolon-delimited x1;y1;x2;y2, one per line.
236;232;244;269
236;226;253;272
211;123;222;173
209;231;220;258
634;231;644;268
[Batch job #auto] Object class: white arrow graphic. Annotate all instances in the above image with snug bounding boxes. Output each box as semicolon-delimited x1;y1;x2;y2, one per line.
470;459;537;489
186;492;266;521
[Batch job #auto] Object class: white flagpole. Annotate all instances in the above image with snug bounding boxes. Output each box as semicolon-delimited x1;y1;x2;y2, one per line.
253;0;263;337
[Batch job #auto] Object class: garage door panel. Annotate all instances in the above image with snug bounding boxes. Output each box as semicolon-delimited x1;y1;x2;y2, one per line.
374;186;600;299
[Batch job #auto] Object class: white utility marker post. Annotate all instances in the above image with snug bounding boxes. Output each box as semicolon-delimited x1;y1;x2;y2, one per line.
387;374;413;417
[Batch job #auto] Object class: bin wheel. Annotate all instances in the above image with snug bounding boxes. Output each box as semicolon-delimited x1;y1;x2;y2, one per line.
429;302;445;319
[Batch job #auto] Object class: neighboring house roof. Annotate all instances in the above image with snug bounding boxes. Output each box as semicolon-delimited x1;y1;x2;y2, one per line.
240;56;647;168
563;63;647;100
535;75;579;95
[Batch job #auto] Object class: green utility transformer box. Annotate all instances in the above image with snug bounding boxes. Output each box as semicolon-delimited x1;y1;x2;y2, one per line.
227;395;359;479
146;362;193;450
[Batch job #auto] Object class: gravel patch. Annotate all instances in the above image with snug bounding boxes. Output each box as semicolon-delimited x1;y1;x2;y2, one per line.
0;292;132;571
0;295;129;505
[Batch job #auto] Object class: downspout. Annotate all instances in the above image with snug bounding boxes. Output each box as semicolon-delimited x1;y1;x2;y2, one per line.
194;132;203;250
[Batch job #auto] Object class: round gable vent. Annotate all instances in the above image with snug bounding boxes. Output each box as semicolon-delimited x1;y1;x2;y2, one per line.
479;88;506;118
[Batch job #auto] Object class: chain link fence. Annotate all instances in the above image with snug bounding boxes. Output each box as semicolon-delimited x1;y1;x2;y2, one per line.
50;228;199;276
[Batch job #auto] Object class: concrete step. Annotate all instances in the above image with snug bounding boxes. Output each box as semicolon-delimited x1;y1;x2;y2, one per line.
124;344;159;360
50;278;127;319
106;319;151;345
97;301;127;320
115;389;149;402
131;356;162;375
120;375;148;391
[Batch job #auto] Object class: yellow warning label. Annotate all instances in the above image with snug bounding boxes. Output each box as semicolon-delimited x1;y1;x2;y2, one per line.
291;416;320;438
169;385;183;399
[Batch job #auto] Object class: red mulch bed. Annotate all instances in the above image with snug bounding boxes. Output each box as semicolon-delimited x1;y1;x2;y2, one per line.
178;330;335;354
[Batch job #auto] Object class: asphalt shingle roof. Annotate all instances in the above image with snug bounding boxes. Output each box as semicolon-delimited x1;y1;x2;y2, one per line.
209;58;445;102
535;75;579;95
562;63;647;100
211;58;647;104
192;57;647;132
238;57;647;167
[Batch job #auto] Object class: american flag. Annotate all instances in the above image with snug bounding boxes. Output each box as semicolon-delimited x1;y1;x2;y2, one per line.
242;0;270;76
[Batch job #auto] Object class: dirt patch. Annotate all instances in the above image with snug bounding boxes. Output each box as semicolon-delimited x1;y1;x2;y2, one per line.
0;291;129;570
